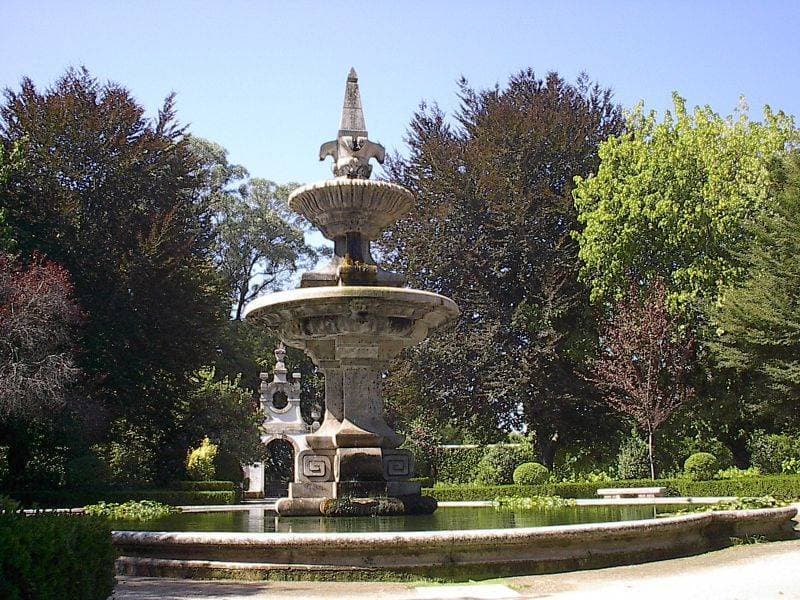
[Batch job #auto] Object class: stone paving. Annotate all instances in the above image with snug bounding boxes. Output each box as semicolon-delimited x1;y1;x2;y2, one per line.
112;538;800;600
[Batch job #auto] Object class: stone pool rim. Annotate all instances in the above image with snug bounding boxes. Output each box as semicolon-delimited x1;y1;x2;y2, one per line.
113;506;798;581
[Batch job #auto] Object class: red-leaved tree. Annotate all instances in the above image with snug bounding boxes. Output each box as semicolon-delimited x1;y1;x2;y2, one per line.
0;253;83;418
592;280;696;479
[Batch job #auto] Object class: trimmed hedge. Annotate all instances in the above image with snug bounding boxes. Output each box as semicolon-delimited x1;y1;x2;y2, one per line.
437;446;487;484
8;489;238;508
0;512;116;599
169;480;237;491
425;474;800;501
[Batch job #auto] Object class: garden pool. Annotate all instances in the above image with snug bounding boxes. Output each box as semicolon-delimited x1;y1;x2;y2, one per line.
111;504;685;534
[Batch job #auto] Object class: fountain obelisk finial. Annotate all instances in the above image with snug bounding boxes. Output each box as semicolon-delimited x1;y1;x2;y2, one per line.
319;68;386;179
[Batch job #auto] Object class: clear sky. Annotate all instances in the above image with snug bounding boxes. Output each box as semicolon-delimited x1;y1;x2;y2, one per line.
2;1;799;185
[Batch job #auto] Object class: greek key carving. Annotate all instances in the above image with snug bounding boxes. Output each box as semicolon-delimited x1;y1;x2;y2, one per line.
302;454;332;481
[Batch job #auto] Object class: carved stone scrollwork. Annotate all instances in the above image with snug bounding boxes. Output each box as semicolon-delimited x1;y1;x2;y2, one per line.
382;450;414;481
301;452;333;482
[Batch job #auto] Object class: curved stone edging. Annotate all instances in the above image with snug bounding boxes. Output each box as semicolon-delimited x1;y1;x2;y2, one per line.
113;507;797;581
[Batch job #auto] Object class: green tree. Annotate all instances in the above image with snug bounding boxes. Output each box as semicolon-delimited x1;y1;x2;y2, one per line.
381;70;624;465
0;69;227;479
711;154;800;428
574;94;797;309
188;137;317;320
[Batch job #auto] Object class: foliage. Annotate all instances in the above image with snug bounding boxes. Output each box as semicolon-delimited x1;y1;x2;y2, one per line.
591;280;696;478
574;94;797;308
64;454;109;490
425;474;800;501
474;443;537;485
0;142;21;252
7;488;238;508
0;253;82;420
186;437;218;481
83;499;178;520
92;419;158;487
748;431;800;475
188;137;317;320
401;414;443;479
711;154;800;425
493;495;575;509
318;496;438;517
169;480;237;491
0;511;115;599
680;437;735;470
381;69;624;464
616;433;650;479
691;496;787;511
176;368;262;483
684;452;719;481
512;462;550;485
436;446;487;484
0;68;227;482
717;466;761;479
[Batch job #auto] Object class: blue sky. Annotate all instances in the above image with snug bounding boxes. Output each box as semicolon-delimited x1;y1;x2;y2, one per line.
2;1;799;185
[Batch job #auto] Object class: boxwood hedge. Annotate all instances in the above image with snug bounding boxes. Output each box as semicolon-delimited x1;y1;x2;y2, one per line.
8;488;238;508
425;474;800;501
0;512;115;600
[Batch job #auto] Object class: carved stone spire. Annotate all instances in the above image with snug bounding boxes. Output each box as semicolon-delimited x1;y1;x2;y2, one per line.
319;68;386;179
339;68;367;136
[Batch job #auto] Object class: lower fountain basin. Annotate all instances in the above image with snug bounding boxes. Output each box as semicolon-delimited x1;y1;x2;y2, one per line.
113;506;797;581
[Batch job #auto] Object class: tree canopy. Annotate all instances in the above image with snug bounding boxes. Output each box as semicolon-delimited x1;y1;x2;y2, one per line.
574;95;797;310
381;70;624;463
711;153;800;429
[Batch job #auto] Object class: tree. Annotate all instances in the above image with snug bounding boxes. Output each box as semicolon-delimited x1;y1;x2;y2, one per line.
0;142;19;251
711;153;800;429
0;254;82;419
188;137;317;320
591;280;696;479
0;69;227;479
380;70;624;464
574;94;797;309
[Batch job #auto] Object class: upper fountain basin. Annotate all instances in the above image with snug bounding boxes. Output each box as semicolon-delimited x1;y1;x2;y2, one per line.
243;286;459;362
288;178;415;240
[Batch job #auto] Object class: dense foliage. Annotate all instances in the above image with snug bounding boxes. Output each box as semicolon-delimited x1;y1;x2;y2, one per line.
474;443;537;485
186;437;218;481
574;95;797;308
512;462;550;485
684;452;719;481
83;499;178;520
711;154;800;428
0;507;115;599
381;70;624;464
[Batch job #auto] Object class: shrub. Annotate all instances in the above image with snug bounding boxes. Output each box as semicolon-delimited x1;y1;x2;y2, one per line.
64;454;110;490
186;437;217;481
7;489;238;508
83;500;178;520
474;443;536;485
0;510;115;599
684;452;719;481
437;446;486;484
680;437;735;469
718;466;761;479
424;474;800;501
748;431;800;474
616;434;650;479
513;462;550;485
169;480;237;491
92;420;157;487
493;495;575;509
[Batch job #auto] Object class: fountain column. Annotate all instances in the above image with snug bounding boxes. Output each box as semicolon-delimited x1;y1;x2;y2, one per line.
244;69;459;515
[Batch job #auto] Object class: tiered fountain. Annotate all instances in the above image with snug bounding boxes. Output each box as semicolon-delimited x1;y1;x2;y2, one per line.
243;68;459;516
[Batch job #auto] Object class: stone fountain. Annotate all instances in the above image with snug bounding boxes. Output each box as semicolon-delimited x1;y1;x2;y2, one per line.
244;69;459;516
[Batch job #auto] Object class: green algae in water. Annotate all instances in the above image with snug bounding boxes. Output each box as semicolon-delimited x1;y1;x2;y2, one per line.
110;505;684;533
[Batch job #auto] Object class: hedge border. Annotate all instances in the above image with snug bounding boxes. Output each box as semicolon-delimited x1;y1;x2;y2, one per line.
424;474;800;501
7;489;238;508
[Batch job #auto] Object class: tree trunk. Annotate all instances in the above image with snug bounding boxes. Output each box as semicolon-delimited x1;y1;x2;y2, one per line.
536;429;559;469
647;428;655;480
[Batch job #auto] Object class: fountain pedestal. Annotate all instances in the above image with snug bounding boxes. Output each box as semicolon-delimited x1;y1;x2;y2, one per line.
244;70;459;516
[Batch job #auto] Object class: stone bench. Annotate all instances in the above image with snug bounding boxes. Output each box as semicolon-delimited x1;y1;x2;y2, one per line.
596;487;667;499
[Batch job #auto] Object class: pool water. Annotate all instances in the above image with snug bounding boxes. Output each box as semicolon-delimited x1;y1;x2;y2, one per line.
111;505;683;534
